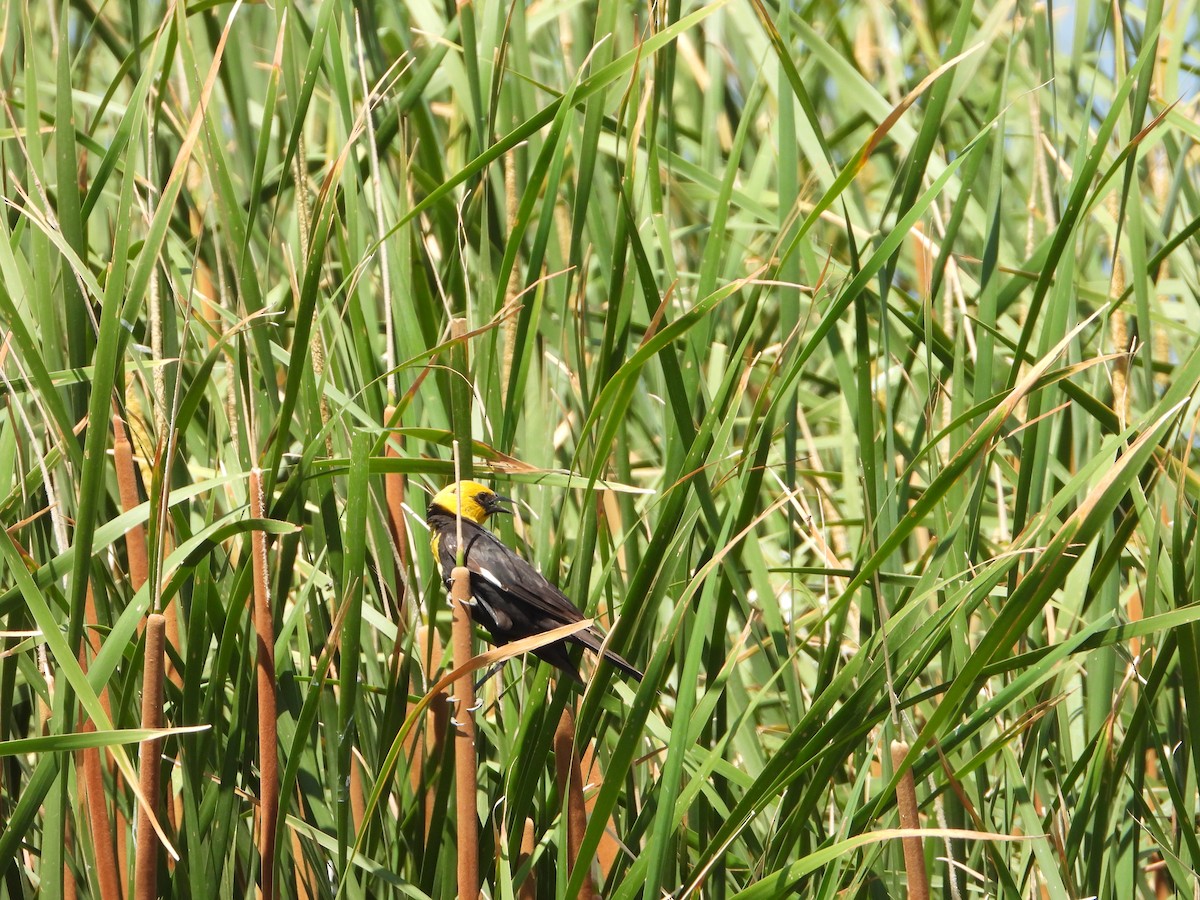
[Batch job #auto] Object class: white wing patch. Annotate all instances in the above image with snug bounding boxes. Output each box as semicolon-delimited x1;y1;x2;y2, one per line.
474;592;510;630
477;566;505;588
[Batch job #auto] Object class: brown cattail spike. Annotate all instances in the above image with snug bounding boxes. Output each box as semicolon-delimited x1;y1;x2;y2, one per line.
134;614;167;900
407;626;447;840
113;416;149;594
250;469;279;900
580;741;619;880
555;707;595;899
890;740;929;900
451;566;479;899
517;818;537;900
78;584;123;899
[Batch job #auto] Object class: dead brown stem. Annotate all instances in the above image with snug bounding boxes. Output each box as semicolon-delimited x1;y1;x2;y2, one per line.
384;405;408;619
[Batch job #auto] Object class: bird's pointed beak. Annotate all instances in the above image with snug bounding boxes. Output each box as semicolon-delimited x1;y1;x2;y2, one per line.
489;494;514;515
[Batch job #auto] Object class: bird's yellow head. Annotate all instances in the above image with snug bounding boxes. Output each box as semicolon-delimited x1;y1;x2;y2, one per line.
428;481;513;524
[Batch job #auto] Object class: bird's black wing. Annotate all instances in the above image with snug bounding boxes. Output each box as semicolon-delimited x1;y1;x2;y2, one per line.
467;529;586;626
433;517;643;681
433;519;585;625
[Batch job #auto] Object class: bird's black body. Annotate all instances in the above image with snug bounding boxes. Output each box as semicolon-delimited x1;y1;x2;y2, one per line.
427;505;643;684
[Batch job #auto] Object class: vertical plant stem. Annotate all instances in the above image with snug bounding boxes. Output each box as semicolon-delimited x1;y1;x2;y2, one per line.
384;404;408;618
1106;191;1130;429
250;468;279;900
554;707;594;899
448;317;478;895
112;414;142;883
890;740;928;900
134;614;166;900
448;318;473;485
500;151;519;400
451;565;479;900
116;410;181;691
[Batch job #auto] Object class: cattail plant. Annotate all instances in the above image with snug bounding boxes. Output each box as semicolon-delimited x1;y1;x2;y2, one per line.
890;741;928;900
555;707;595;899
450;565;479;900
78;587;121;900
133;614;167;899
407;625;447;839
517;818;537;900
579;741;619;882
250;468;279;900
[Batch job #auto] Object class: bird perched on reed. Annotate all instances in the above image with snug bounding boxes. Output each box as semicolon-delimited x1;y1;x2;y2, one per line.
426;481;643;684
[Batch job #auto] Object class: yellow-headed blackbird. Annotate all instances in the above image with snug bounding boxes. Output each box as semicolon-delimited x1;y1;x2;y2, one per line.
427;481;643;684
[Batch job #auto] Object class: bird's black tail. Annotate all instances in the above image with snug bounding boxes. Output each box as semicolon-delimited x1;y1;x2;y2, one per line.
600;647;644;681
537;630;644;683
575;628;643;681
